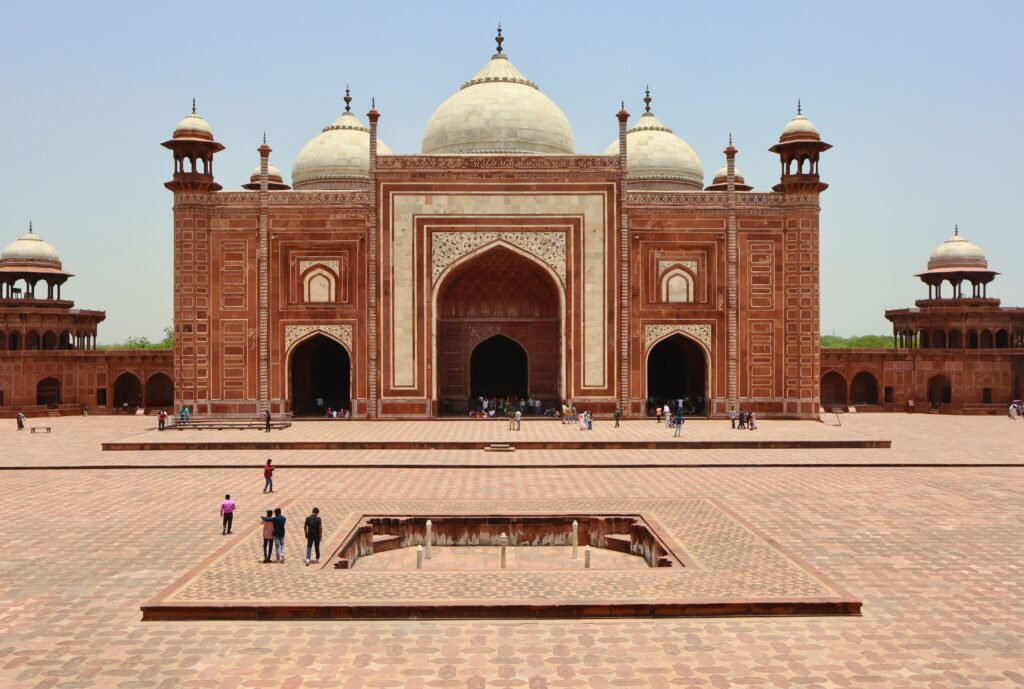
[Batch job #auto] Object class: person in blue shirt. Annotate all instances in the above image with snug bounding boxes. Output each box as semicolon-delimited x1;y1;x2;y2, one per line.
261;508;287;563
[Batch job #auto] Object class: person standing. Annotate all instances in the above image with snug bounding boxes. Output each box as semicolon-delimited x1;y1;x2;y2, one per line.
614;407;621;428
729;407;737;429
673;411;683;437
514;408;522;431
157;410;166;431
263;459;274;493
264;507;286;563
220;494;235;534
748;410;757;430
737;410;746;429
585;410;593;431
304;507;322;565
16;411;25;431
260;509;274;563
264;409;272;433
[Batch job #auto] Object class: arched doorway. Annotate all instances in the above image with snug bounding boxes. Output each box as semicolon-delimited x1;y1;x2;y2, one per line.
145;372;174;407
470;335;528;400
928;374;952;409
995;329;1009;348
289;334;351;416
113;372;142;410
42;331;58;350
26;331;40;350
435;245;561;414
36;377;61;407
850;371;879;405
821;371;848;407
645;334;707;415
8;331;20;350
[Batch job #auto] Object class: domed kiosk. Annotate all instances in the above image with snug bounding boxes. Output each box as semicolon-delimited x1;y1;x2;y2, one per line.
917;226;997;299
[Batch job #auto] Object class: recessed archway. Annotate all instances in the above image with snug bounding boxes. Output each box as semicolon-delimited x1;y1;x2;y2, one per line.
645;334;708;415
113;372;142;409
821;370;848;407
36;377;61;407
145;372;174;407
928;374;952;408
435;245;562;414
470;335;528;400
850;371;879;405
289;334;351;416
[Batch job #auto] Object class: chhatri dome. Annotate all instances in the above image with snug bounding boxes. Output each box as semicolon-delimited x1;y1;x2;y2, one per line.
603;88;703;189
172;99;215;140
291;88;393;190
779;100;821;141
422;26;576;155
1;222;62;267
927;226;988;270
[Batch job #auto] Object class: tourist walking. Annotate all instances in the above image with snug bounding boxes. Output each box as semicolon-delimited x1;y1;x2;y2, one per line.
304;507;322;565
264;409;271;433
578;411;586;431
673;411;683;437
585;410;593;431
260;509;274;563
614;407;621;428
263;459;274;493
16;411;25;431
514;408;522;431
220;494;235;534
157;409;167;431
748;410;758;430
729;407;737;429
737;410;747;429
261;507;286;563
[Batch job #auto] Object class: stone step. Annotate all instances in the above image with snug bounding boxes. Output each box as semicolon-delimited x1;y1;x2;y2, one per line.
484;443;516;452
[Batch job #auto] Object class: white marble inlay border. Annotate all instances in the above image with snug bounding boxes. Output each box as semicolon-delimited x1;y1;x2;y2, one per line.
431;231;566;286
644;323;712;351
284;323;353;353
657;259;697;276
298;260;339;275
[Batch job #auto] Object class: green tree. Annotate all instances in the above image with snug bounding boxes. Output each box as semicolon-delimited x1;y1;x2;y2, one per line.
820;334;895;349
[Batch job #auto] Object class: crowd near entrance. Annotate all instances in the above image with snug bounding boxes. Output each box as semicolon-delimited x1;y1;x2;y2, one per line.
646;334;708;416
435;246;561;415
290;335;351;417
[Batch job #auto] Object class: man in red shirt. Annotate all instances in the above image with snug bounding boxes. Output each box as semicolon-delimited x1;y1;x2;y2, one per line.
219;494;235;534
263;459;274;493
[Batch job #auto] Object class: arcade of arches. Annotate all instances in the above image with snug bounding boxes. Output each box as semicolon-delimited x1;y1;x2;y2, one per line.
646;334;708;415
435;247;561;414
290;335;351;416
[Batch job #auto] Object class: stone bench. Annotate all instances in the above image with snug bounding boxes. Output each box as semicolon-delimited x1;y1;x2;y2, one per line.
30;426;52;434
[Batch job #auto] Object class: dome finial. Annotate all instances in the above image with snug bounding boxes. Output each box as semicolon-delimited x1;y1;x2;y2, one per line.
643;85;652;113
344;85;352;113
371;96;376;108
28;220;33;234
954;224;959;236
192;98;196;115
495;23;503;53
262;131;267;145
797;99;802;115
729;132;733;146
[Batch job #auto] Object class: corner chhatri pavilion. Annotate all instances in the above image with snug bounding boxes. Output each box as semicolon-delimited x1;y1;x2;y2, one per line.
165;29;831;419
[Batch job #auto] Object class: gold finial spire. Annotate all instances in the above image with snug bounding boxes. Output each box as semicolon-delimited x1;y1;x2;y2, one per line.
797;99;802;115
495;23;503;53
344;85;351;113
192;98;196;114
643;85;652;113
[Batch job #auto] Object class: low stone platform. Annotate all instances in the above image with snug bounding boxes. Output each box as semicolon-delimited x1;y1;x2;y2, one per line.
103;418;891;451
141;498;862;621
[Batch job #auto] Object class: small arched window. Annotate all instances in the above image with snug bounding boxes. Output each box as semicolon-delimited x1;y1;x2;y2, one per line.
660;268;694;304
303;267;336;303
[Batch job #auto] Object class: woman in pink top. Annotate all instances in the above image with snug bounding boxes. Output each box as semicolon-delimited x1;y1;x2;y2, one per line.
220;494;235;534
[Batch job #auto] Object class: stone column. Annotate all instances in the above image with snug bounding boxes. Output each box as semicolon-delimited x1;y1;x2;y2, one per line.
256;138;272;413
367;103;380;418
725;138;739;414
616;104;631;415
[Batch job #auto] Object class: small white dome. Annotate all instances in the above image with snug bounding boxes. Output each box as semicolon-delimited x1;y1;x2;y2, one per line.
782;113;818;136
422;53;575;155
603;110;703;188
927;227;987;270
250;163;284;181
291;110;393;189
173;105;213;138
1;224;61;266
713;164;745;181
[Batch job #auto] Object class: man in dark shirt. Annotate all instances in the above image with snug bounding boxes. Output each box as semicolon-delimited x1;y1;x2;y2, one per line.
304;507;322;565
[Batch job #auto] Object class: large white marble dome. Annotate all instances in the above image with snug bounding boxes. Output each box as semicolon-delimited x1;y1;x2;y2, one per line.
604;93;703;189
422;40;575;155
292;97;393;189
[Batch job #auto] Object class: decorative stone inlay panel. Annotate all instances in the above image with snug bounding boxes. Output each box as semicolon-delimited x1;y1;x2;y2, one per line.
658;260;698;276
645;323;712;351
284;324;353;353
377;155;619;170
432;231;566;286
298;260;340;275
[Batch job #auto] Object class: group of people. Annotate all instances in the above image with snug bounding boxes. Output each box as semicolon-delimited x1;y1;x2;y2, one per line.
322;407;351;419
472;395;547;417
651;404;687;435
729;408;759;430
215;460;324;566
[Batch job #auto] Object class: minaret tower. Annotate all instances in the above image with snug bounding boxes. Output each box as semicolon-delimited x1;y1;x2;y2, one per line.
769;101;831;193
161;99;225;192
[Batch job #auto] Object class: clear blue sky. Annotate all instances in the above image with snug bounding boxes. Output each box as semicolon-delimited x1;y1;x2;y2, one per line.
1;0;1020;343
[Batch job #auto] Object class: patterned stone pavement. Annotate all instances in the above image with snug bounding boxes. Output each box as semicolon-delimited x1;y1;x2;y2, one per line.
1;415;1022;687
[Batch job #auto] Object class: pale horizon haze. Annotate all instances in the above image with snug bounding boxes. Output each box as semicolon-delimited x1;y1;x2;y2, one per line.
1;1;1020;343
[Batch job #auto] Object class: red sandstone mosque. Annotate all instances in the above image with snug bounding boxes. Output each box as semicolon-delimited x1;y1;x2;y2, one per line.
0;30;1020;418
